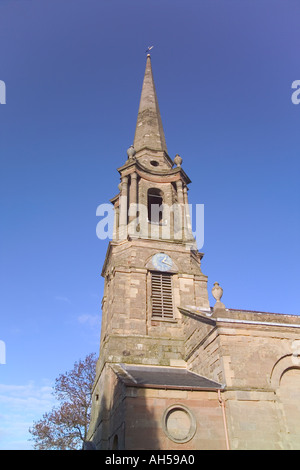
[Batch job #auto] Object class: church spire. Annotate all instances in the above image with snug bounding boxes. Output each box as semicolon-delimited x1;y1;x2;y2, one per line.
133;54;168;155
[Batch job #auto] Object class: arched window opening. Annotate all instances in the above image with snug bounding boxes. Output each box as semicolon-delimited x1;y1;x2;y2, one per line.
148;188;163;224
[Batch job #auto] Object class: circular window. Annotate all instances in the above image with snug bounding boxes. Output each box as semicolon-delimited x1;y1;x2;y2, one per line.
162;405;196;443
150;160;159;167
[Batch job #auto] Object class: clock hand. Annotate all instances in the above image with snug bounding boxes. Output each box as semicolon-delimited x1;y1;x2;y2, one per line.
162;257;172;267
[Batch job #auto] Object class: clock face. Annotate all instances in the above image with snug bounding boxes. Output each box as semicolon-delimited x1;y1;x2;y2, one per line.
152;253;173;272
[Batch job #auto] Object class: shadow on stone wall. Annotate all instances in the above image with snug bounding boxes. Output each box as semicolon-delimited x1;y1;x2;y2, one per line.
124;388;161;450
88;381;161;450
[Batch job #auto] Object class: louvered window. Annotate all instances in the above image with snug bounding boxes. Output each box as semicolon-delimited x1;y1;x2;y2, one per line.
151;272;174;319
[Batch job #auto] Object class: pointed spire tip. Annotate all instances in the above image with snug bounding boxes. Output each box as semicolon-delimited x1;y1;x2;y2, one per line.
133;51;168;154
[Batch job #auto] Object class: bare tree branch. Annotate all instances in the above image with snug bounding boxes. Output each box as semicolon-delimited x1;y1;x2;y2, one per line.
29;353;97;450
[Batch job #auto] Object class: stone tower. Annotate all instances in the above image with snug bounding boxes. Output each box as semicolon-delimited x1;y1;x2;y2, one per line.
87;55;300;451
98;54;211;368
87;55;217;449
100;54;210;345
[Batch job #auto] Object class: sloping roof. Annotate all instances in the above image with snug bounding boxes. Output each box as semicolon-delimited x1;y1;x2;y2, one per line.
112;363;223;390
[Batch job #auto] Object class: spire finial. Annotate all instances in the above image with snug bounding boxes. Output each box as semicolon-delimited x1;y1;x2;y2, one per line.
145;45;154;55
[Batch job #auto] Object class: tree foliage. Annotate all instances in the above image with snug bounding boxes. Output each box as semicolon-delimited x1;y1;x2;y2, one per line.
29;353;97;450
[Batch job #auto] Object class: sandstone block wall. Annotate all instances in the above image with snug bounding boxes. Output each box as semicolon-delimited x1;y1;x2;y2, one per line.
124;387;226;450
181;308;300;450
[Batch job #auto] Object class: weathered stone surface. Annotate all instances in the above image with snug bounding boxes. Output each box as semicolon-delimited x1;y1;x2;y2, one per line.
87;55;300;451
133;55;168;156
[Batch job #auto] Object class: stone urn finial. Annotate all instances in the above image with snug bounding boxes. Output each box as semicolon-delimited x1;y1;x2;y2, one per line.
212;282;223;302
174;154;182;167
127;145;136;160
212;282;226;313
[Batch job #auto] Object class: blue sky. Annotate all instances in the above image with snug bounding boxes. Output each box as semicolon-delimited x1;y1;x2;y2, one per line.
0;0;299;449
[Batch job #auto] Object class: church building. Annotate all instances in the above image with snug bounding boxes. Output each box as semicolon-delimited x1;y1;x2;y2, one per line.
86;55;300;450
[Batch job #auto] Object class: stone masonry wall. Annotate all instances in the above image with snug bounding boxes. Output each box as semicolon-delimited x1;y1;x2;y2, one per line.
98;238;210;375
124;387;227;450
182;309;300;450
